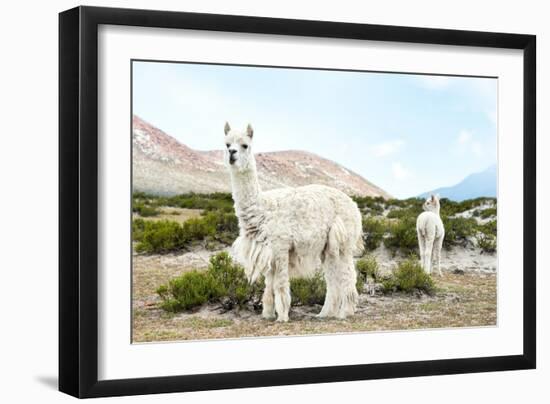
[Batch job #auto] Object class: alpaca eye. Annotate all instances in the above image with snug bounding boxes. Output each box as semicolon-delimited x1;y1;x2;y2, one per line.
242;144;248;149
226;144;230;148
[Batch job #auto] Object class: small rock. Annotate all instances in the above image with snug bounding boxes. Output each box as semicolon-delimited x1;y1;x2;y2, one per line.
453;269;465;275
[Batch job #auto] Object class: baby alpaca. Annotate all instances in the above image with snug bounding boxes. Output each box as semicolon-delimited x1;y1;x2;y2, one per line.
416;194;445;276
223;122;363;322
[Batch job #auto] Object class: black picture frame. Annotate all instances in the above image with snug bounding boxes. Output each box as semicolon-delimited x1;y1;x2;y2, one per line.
59;5;536;398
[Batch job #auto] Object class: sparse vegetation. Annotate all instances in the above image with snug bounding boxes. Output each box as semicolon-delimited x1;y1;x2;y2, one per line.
133;192;234;213
133;201;160;217
133;192;497;341
157;252;336;313
157;252;257;312
381;257;435;295
386;206;422;219
207;251;260;308
384;215;419;255
133;192;497;256
439;197;496;217
479;207;497;219
476;233;497;253
442;217;477;249
133;211;238;254
290;273;326;306
356;255;379;282
157;270;219;312
477;220;497;237
353;195;385;215
362;217;387;251
135;220;189;253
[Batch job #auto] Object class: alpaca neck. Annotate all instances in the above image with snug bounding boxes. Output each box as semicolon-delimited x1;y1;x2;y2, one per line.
425;205;440;216
229;161;261;220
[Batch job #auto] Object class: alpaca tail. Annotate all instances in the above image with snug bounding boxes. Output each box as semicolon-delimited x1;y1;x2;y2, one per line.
327;216;364;257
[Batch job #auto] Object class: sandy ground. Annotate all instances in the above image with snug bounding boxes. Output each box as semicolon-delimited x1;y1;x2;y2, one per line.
132;245;497;343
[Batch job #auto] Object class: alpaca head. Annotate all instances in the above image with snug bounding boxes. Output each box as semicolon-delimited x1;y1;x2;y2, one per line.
423;194;441;214
223;122;255;172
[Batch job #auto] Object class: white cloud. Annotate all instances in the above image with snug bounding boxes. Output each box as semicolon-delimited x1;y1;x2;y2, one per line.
456;130;483;157
392;162;412;180
372;140;404;157
457;130;472;144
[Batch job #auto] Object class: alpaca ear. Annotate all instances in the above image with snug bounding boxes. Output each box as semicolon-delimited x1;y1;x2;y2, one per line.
430;194;436;202
224;122;231;135
246;124;254;138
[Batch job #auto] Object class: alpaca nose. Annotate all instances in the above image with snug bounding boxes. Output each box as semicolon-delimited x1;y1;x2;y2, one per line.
229;149;237;156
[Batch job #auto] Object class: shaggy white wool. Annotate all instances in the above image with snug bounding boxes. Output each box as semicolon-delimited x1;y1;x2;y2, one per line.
223;123;363;321
416;194;445;275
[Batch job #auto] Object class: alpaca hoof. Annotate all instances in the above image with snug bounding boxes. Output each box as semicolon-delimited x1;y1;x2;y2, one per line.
276;315;289;322
262;312;276;321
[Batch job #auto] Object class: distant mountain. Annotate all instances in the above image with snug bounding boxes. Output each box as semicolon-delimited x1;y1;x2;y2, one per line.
132;116;391;198
418;165;497;201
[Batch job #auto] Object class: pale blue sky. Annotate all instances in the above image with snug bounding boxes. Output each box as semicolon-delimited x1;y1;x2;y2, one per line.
132;61;497;198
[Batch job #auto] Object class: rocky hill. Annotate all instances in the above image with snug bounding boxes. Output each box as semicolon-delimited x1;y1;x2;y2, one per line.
132;115;391;198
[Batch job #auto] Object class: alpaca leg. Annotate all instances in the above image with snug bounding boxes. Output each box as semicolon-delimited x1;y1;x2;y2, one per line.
318;254;338;318
261;269;276;320
273;255;291;322
417;231;426;271
335;253;358;319
423;237;435;274
434;236;444;276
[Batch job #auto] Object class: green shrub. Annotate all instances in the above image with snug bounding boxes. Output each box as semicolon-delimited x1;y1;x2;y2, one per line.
132;192;236;213
135;220;187;253
157;252;256;311
133;201;160;217
353;195;383;208
476;233;497;253
440;197;495;216
355;255;379;293
386;198;424;210
381;257;434;295
362;217;387;251
442;216;477;249
132;218;147;242
477;220;497;237
181;216;215;240
156;252;337;312
384;216;418;255
203;211;239;234
356;255;379;282
290;273;326;306
132;210;239;253
207;252;254;307
386;206;422;220
479;207;497;219
156;270;220;311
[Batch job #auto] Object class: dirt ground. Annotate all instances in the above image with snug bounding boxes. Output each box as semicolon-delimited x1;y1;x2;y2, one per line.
132;207;203;225
132;251;496;343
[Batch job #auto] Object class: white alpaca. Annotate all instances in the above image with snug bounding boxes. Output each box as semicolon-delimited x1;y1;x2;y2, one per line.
223;122;363;322
416;194;445;276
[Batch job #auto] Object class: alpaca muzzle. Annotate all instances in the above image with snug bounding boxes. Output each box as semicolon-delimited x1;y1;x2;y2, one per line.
229;150;237;164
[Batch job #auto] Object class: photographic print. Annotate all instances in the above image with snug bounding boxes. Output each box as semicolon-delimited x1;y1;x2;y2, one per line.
131;60;498;343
